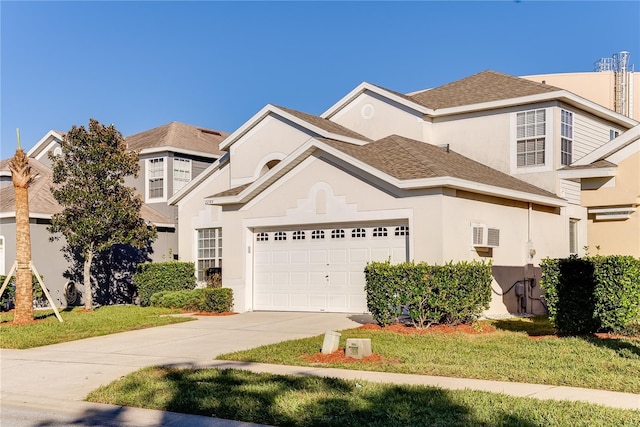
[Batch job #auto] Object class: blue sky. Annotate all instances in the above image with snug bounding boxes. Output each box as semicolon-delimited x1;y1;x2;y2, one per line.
2;1;639;156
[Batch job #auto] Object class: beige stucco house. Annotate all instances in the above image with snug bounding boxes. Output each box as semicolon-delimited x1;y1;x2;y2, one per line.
170;71;638;316
561;125;640;256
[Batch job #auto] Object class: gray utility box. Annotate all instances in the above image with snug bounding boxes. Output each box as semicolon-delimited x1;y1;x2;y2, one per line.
345;338;372;359
321;330;341;354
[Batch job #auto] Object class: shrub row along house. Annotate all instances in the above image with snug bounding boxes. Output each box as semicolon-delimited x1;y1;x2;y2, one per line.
1;69;639;315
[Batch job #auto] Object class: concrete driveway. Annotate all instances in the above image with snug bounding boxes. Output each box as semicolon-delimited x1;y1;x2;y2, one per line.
1;311;366;401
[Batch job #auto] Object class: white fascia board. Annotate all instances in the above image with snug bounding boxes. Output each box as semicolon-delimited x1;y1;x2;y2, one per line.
205;138;565;208
573;125;640;166
150;222;175;228
219;105;277;151
220;104;369;152
557;167;617;180
168;155;226;206
205;141;318;205
0;212;53;220
321;82;432;119
395;176;567;207
26;130;64;159
139;146;220;159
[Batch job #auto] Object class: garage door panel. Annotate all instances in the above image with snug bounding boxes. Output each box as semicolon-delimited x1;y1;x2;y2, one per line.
272;251;289;264
254;224;408;312
349;248;369;263
329;249;348;263
291;251;308;264
290;272;308;285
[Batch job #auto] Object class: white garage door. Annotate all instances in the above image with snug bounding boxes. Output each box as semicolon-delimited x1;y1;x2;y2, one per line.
253;224;409;312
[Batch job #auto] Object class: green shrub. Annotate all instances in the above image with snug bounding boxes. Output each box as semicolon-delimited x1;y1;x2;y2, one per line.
0;274;45;311
134;262;196;306
200;288;233;312
150;288;233;313
365;260;492;327
541;255;640;334
592;256;640;333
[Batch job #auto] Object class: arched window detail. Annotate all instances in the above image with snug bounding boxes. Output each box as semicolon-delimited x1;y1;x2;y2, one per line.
352;228;366;238
274;231;287;241
292;231;305;240
373;227;388;237
395;226;409;236
256;232;269;242
331;229;345;239
311;230;325;240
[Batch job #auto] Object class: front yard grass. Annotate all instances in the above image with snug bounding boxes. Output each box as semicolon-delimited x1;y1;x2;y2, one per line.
217;317;640;394
86;366;640;427
0;306;193;349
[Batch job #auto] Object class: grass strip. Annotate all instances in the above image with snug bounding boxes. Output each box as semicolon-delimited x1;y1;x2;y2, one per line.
217;317;640;394
0;306;193;349
87;366;640;427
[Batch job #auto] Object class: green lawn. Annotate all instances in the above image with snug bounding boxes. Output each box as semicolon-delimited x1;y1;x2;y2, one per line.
0;306;193;349
217;317;640;394
86;366;640;427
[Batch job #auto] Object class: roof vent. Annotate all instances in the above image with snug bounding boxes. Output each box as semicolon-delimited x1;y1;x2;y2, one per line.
199;129;222;136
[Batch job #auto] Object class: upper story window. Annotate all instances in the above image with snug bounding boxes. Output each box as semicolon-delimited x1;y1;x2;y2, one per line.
173;158;191;195
147;158;165;200
560;110;573;166
516;109;546;167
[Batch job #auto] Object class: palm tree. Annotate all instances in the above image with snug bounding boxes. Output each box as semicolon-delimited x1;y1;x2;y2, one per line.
9;138;35;324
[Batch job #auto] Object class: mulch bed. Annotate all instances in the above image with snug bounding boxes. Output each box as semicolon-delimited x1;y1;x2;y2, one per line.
301;322;496;364
359;322;496;335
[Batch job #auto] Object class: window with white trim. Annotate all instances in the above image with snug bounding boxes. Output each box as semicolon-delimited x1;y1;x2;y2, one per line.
173;158;191;195
331;229;345;239
256;232;269;242
311;230;325;240
560;110;573;166
292;231;305;240
395;226;409;236
569;219;578;255
516;109;546;167
274;232;287;241
147;158;165;199
373;227;388;237
352;228;366;238
197;228;222;281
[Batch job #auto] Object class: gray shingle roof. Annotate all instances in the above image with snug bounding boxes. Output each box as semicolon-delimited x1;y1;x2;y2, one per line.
126;122;229;155
320;135;560;199
0;158;61;215
274;105;371;141
0;157;173;224
408;70;563;110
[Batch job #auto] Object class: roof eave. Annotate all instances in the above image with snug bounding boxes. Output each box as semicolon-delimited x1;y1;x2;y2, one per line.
321;82;432;119
557;167;617;180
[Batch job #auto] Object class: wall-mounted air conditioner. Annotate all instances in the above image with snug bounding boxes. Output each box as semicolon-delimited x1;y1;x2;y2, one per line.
472;224;500;248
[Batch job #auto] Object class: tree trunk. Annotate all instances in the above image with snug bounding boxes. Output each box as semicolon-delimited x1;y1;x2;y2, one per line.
83;248;94;310
11;149;34;325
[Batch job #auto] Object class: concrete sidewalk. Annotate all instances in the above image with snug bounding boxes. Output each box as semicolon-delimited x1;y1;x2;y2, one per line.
1;311;639;426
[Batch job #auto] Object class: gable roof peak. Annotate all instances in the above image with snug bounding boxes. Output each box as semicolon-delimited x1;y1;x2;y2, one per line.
408;70;563;110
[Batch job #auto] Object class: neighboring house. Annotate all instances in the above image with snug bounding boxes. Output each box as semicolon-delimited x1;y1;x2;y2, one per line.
522;51;638;121
171;70;638;316
561;125;640;256
0;122;228;307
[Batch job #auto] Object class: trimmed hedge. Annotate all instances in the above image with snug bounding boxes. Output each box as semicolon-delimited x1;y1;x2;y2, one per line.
150;288;233;313
364;260;492;327
540;255;640;334
134;262;196;306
